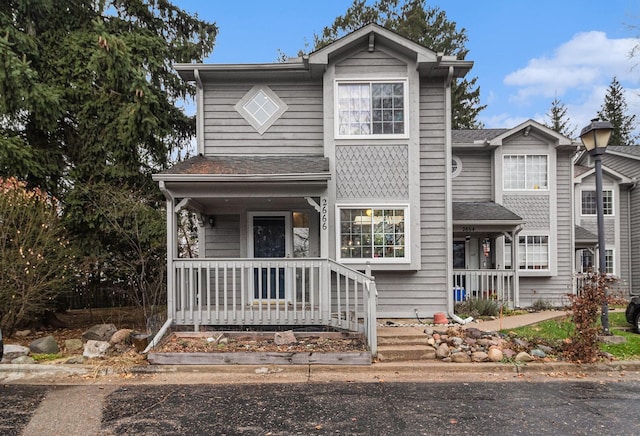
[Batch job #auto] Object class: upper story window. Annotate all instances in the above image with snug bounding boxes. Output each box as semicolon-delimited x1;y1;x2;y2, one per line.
235;85;288;135
337;206;408;263
336;81;407;137
503;155;548;190
581;190;613;215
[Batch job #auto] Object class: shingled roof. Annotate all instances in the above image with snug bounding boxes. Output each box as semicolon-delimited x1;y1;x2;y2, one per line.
157;155;330;176
452;129;509;144
453;202;523;222
575;225;597;244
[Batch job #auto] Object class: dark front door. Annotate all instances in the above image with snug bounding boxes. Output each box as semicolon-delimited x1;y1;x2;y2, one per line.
253;215;286;299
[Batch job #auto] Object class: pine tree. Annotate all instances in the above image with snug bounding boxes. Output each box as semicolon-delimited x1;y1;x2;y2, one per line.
0;1;217;313
544;97;576;138
597;77;639;146
312;0;485;129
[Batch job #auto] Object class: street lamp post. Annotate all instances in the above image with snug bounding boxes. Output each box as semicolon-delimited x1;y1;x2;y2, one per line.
579;118;614;335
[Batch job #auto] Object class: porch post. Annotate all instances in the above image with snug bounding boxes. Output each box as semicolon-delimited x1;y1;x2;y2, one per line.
511;230;520;308
319;195;330;322
166;197;177;321
320;195;329;258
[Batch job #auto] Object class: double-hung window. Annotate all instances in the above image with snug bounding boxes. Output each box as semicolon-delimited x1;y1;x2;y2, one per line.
518;235;549;270
581;190;613;215
338;206;408;262
336;81;407;137
503;155;548;190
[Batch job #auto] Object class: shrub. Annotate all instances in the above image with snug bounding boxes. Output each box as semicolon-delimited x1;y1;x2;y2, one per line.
530;299;554;312
454;298;500;318
564;273;606;363
0;177;76;335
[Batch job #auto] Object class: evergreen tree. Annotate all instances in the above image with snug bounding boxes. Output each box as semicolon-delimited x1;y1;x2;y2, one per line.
0;1;217;311
544;97;576;138
0;0;216;244
312;0;485;129
597;77;638;146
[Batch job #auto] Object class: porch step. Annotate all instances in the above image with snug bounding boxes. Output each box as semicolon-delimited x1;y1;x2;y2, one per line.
376;345;436;362
377;335;429;347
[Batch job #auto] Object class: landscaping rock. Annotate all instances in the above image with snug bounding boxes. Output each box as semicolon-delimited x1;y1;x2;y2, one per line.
536;344;554;354
29;336;59;354
3;344;30;360
515;351;534;362
450;352;471;363
65;356;85;364
110;329;133;345
12;356;35;364
274;330;297;345
599;335;627;344
15;330;31;338
435;343;450;359
65;339;84;352
82;324;117;342
502;349;516;359
487;347;504;362
531;349;547;358
83;340;111;358
471;351;489;362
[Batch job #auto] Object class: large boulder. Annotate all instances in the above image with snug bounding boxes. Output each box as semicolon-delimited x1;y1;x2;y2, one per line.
82;324;117;342
29;336;60;354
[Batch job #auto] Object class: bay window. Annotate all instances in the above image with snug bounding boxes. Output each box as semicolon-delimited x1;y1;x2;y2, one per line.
338;206;408;262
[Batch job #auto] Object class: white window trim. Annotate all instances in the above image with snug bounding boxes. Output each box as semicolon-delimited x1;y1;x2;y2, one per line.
604;248;615;276
517;233;550;272
334;78;409;140
580;189;614;217
502;154;549;191
452;155;462;178
335;204;410;264
235;85;288;135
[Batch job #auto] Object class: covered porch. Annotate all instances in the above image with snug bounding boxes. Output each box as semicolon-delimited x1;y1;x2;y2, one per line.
452;202;525;308
153;155;378;354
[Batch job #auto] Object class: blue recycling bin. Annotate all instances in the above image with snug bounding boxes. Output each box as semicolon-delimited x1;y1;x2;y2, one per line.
453;287;466;302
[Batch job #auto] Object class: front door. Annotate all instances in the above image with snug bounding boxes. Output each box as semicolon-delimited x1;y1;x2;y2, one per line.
250;213;291;300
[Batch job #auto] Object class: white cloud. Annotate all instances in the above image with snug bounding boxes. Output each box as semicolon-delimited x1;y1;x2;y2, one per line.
504;31;640;103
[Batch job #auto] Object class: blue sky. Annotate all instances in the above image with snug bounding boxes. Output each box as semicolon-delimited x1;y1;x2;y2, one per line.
176;0;640;137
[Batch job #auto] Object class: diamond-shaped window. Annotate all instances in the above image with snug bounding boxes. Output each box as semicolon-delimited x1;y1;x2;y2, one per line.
235;86;288;135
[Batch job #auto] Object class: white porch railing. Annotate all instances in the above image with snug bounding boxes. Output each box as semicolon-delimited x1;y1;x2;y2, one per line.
170;258;377;355
452;269;516;307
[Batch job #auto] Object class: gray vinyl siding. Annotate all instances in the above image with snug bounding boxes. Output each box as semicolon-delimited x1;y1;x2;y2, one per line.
202;82;323;156
631;187;640;294
452;151;493;201
204;215;241;258
376;78;447;317
601;153;640;294
518;150;574;306
335;48;407;76
619;187;631;291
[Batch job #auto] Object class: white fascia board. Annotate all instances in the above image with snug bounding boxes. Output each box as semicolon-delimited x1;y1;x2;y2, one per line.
152;173;331;182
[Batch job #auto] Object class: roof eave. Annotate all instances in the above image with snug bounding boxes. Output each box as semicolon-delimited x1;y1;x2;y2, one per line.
152;173;331;182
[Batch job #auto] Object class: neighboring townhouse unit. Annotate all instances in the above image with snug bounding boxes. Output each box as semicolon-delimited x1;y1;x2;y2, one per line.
574;146;640;296
153;24;580;347
452;122;577;308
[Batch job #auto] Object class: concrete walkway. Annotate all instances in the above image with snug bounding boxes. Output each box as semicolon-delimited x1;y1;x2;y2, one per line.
377;310;570;339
